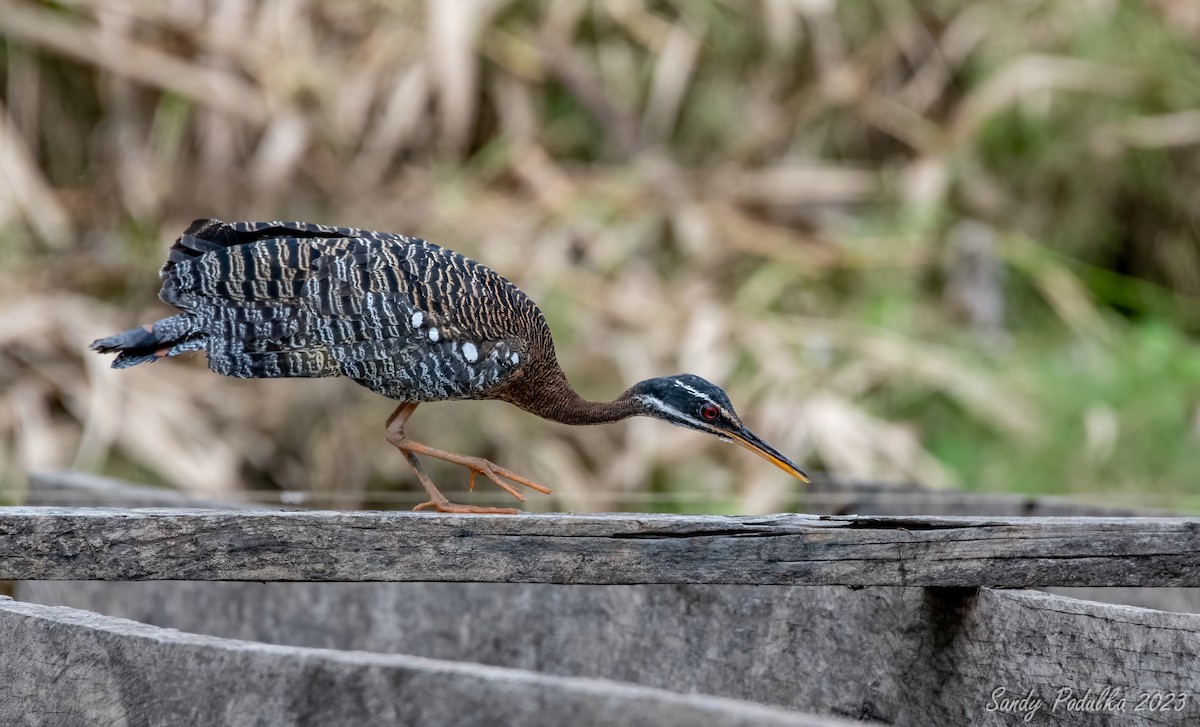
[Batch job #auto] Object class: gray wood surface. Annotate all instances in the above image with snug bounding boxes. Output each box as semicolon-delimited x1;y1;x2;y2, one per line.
12;471;1200;725
0;596;846;727
22;470;265;509
919;588;1200;726
1044;586;1200;614
23;469;1200;612
803;478;1171;517
18;581;1200;725
27;469;1168;515
3;505;1200;586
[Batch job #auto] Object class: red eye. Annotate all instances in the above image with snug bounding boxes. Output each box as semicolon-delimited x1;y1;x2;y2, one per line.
701;404;719;420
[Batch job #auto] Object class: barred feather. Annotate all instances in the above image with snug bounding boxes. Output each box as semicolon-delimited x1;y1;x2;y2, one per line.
92;218;555;403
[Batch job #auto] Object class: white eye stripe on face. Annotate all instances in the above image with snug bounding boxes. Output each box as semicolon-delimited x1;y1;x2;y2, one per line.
674;379;720;408
637;395;728;439
672;380;735;422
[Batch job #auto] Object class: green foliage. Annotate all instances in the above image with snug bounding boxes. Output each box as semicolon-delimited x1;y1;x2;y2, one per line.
970;1;1200;300
885;321;1200;509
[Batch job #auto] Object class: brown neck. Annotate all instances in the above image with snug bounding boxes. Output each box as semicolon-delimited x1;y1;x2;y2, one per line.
509;363;642;426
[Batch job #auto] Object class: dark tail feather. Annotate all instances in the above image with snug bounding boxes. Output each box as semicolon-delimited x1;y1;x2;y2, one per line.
91;315;202;369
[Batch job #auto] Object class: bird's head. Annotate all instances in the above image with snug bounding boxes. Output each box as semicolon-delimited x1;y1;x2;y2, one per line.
627;374;809;482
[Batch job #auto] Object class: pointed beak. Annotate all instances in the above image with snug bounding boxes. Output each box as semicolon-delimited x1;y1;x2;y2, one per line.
728;427;810;483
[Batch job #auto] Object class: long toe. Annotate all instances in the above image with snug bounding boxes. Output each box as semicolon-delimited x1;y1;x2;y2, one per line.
495;466;553;495
472;459;553;495
474;468;527;502
413;500;521;515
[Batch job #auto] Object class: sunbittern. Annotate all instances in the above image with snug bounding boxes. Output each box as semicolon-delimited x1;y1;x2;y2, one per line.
92;219;809;513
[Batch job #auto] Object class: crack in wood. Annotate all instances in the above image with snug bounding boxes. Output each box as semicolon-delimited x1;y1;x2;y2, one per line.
609;529;782;540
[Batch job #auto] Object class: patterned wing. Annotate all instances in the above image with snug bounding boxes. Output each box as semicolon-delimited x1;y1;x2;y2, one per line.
160;219;536;402
320;238;534;401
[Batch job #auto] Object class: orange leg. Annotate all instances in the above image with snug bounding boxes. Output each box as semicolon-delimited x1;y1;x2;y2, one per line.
385;403;552;514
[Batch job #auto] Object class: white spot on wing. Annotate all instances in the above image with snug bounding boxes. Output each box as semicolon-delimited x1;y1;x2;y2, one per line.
462;342;478;362
428;328;439;342
411;311;424;328
510;352;520;365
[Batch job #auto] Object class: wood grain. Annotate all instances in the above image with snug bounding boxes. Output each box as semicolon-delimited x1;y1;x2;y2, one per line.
13;472;1200;725
19;581;1200;725
0;596;846;727
2;506;1199;586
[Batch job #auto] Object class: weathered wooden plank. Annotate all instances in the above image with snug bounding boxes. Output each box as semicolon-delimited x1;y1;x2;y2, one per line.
0;597;846;727
2;506;1199;586
803;478;1170;517
28;469;1165;515
26;469;1200;612
18;582;1200;725
1044;586;1200;614
14;474;1200;725
23;470;264;509
909;588;1200;726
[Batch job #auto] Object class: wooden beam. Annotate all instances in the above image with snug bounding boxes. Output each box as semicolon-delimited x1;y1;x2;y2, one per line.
23;470;263;509
2;507;1199;586
18;581;1200;724
802;478;1169;517
0;597;845;727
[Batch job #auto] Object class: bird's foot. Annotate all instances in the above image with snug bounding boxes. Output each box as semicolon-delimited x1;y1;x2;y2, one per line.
463;457;553;502
384;407;551;512
413;496;520;515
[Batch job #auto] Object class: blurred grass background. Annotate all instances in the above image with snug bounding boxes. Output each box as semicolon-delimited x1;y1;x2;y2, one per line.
1;0;1199;513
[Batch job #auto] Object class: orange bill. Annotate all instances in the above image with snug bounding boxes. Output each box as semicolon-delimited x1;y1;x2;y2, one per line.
730;427;810;483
